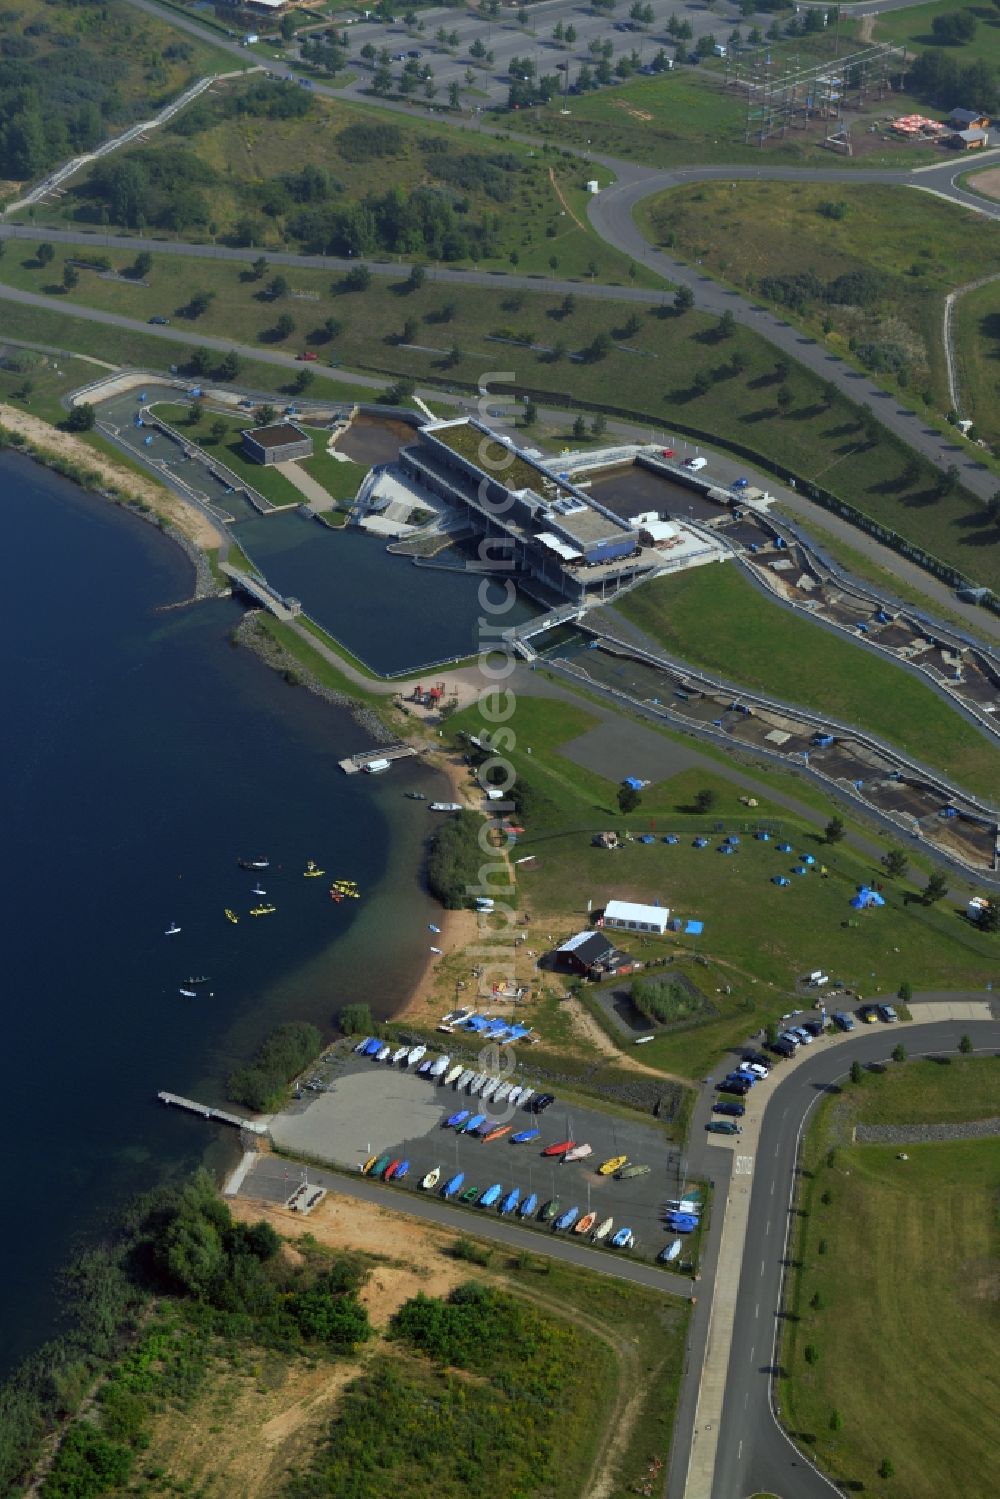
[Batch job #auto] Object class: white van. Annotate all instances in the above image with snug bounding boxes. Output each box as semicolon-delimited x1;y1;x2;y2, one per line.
713;43;727;57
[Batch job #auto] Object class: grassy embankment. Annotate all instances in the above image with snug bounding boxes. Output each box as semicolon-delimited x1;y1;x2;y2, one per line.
4;246;995;592
23;82;652;288
952;276;1000;451
780;1056;1000;1499
637;181;1000;422
151;401;365;509
613;564;1000;800
444;694;1000;1079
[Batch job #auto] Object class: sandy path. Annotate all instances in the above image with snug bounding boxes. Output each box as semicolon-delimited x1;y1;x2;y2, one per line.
0;404;223;549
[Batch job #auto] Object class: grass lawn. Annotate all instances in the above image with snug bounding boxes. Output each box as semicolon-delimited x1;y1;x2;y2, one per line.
152;401;311;507
446;694;1000;1079
5;244;994;592
850;1054;1000;1124
874;0;1000;68
637;181;1000;416
28;80;654;289
512;62;933;170
781;1062;1000;1498
302;446;366;502
0;348;99;427
614;564;1000;800
952;276;1000;450
251;615;394;714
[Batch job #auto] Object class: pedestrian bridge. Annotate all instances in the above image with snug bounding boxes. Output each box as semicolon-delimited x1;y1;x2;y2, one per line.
221;563;300;621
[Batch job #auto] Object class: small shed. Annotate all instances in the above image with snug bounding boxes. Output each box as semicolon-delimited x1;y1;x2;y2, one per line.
949;107;989;129
602;899;670;935
242;421;313;465
948;127;989;150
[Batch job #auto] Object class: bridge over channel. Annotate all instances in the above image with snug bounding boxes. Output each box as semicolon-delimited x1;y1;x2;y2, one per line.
220;564;300;622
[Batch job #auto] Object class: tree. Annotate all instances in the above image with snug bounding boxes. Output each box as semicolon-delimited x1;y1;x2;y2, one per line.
62;264;79;291
591;413;606;437
187;290;214;319
267;275;288;301
522;399;538;427
618;782;640;814
342;265;372;293
573;414;587;439
882;846;908;879
922;868;947;904
774;355;791;381
132;250;152;279
936;463;960;498
674;285;694;314
280;11;295;40
830;1409;843;1432
850;1059;864;1085
407;263;426;292
978;901;1000;932
401;316;418;343
293;368;315;394
36;242;55;269
693;788;716;814
824;814;845;845
257;403;277;426
958;1032;973;1053
879;1458;895;1481
66;402;96;432
210;419;228;444
274;312;295;340
766;1021;779;1045
218;350;241;381
804;1344;819;1364
188;346;212;376
819;378;837;409
360;41;376;61
892;1042;906;1063
188;399;203;427
373;64;392;95
897;979;912;1003
448;79;461;109
323;316;342;342
717;310;736;340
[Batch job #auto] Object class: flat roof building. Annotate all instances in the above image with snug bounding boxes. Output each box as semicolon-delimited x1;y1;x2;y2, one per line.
242;422;313;465
601;899;670;935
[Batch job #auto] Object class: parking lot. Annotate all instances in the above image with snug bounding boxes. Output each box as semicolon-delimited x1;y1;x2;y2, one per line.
268;1050;689;1261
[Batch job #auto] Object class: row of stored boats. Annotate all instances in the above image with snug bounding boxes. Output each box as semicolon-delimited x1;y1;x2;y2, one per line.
355;1037;537;1108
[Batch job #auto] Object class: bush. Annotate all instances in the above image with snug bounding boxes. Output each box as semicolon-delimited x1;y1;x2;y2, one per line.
42;1423;132;1499
339;1002;375;1036
227;1021;321;1111
337;122;404;160
427;810;494;910
630;977;707;1026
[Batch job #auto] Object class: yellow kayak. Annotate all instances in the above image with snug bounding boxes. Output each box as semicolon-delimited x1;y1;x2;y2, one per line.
250;904;276;917
598;1155;628;1176
304;861;325;877
361;1155;377;1175
224;908;238;925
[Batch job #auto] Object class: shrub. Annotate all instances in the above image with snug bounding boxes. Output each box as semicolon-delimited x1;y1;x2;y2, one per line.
630;978;707;1026
427;810;495;910
227;1021;321;1111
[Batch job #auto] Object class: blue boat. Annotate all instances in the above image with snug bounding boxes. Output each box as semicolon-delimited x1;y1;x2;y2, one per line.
611;1227;634;1249
354;1036;375;1053
394;1160;410;1180
417;1059;435;1076
668;1216;698;1233
518;1192;539;1218
511;1128;540;1144
363;1038;382;1056
500;1187;520;1215
479;1183;503;1208
462;1113;486;1134
445;1109;470;1129
442;1172;464;1198
554;1205;580;1231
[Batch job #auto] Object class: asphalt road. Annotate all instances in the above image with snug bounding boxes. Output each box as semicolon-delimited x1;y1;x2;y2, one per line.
240;1150;694;1296
693;1012;1000;1499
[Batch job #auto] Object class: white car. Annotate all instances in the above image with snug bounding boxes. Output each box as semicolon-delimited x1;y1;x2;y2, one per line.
741;1062;769;1079
791;1027;814;1045
779;1031;801;1049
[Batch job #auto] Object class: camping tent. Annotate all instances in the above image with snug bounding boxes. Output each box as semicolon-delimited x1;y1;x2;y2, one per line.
850;887;886;910
772;876;790;887
778;842;793;853
693;837;709;849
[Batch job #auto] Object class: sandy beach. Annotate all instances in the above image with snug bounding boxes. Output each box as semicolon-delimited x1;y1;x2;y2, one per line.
0;404;223;550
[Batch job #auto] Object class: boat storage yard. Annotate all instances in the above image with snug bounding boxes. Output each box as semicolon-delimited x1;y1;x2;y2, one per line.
264;1047;684;1262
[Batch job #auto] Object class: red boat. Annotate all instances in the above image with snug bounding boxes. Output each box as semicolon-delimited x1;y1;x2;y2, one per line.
543;1140;575;1157
382;1159;402;1180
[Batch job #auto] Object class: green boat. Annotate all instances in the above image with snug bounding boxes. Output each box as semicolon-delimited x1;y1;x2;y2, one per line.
371;1154;392;1178
541;1196;561;1221
461;1185;479;1203
617;1164;651;1180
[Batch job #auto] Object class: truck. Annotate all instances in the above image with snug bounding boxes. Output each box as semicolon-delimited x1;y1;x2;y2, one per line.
242;32;259;44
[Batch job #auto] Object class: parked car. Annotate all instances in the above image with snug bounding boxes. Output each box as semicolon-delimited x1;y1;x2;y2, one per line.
767;1038;795;1058
832;1011;855;1031
802;1020;825;1037
707;1120;741;1135
718;1081;750;1097
407;47;422;56
779;1031;801;1049
877;1003;899;1023
858;1006;879;1024
743;1051;770;1069
686;456;707;471
790;1027;814;1045
713;1100;745;1117
532;1093;555;1113
661;447;675;458
740;1062;768;1080
149;315;170;325
297;350;318;361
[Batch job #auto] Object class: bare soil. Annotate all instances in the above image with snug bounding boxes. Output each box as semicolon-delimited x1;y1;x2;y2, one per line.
968;166;1000;202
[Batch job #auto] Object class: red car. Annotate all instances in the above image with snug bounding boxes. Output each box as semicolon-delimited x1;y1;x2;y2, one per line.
661;447;675;458
297;350;318;362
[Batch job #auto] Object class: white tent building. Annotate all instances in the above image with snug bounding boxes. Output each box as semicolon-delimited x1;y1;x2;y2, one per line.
601;899;670;935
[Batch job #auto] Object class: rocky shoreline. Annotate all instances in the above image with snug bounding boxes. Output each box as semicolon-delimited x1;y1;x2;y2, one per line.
233;611;396;744
855;1118;1000;1145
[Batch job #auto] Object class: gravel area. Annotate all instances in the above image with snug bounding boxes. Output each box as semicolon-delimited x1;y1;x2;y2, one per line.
855;1118;1000;1144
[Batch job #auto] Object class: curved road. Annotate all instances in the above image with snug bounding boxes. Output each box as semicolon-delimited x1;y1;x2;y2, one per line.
683;1012;1000;1499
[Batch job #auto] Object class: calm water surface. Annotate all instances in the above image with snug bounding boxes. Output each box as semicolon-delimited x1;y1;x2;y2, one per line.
0;453;445;1373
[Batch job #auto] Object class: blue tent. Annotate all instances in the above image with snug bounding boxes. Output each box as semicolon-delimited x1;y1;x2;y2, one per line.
850;887;886;910
639;834;656;845
778;842;793;853
794;866;809;876
727;836;741;846
772;876;790;887
685;919;704;935
693;837;709;849
802;854;816;865
624;776;644;791
663;834;679;845
755;832;770;842
718;845;734;855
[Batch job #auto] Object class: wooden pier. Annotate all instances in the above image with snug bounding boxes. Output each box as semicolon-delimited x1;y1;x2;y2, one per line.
338;744;419;774
157;1091;269;1135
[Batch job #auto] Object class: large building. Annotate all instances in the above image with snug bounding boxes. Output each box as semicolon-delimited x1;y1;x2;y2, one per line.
398;418;663;603
242;422;313;466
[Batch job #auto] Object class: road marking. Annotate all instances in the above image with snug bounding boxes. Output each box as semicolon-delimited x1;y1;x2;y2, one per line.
765;1219;770;1235
738;1440;743;1461
749;1345;755;1363
755;1303;760;1320
735;1155;754;1175
770;1180;776;1195
760;1259;765;1276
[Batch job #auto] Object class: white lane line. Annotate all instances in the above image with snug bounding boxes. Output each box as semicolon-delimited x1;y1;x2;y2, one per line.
749;1345;755;1362
738;1440;743;1461
755;1303;760;1320
765;1219;770;1235
760;1259;765;1276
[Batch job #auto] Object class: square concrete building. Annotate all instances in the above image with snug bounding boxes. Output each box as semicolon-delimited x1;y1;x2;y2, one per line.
242;422;312;465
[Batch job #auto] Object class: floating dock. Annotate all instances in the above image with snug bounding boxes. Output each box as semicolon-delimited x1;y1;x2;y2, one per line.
157;1091;269;1135
339;744;419;774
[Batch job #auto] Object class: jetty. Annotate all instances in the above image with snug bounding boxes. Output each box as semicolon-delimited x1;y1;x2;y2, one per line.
157;1091;269;1135
339;744;419;774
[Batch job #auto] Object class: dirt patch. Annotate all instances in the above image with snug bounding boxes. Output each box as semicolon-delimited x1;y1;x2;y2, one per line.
548;165;587;231
613;100;654;123
0;403;222;549
561;993;664;1076
968;166;1000;202
230;1194;469;1327
858;12;875;40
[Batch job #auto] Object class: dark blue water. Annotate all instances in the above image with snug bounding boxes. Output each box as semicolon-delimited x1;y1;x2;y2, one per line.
0;453;445;1373
233;512;536;676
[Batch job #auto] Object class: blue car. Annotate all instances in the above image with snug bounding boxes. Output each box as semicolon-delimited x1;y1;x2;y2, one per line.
713;1100;745;1117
